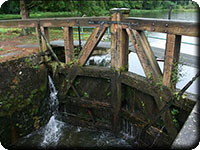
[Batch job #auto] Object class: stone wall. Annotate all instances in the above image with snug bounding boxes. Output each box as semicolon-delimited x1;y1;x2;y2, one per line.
0;54;48;148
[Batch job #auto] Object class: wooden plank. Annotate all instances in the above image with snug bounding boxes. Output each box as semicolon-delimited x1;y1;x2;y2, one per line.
0;17;110;28
110;13;129;70
123;17;199;37
64;27;74;63
0;17;197;36
139;31;162;78
120;109;147;128
40;27;49;51
121;72;173;102
57;65;79;99
57;66;194;111
111;71;122;133
77;66;113;79
59;65;113;79
110;8;130;134
163;34;181;88
78;26;107;65
121;71;177;138
61;96;112;110
126;28;162;81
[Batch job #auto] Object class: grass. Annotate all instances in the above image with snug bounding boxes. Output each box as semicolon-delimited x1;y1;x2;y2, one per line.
0;8;198;20
0;26;93;45
0;11;80;20
0;8;197;44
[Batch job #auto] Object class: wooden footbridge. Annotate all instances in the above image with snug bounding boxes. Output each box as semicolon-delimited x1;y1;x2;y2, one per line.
0;8;198;147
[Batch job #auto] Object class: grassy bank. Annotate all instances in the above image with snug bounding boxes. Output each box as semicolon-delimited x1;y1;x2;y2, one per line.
0;8;198;20
0;11;80;20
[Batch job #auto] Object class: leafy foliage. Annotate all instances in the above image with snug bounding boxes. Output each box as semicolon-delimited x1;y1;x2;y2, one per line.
0;0;198;17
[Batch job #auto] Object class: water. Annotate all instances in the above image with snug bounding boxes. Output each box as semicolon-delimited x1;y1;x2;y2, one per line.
15;76;131;148
87;52;198;95
41;76;64;147
87;11;199;95
14;11;198;148
138;11;199;57
133;10;198;21
134;11;199;94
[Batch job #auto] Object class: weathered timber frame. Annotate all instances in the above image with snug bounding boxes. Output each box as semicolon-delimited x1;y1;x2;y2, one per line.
0;8;198;140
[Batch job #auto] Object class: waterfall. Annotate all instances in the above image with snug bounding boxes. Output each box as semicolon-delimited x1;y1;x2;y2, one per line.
41;75;64;147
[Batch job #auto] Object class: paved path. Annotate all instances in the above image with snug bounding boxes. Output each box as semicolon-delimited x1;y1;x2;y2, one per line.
50;40;199;68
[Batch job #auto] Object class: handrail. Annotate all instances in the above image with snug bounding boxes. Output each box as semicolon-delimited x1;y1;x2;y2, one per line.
0;16;198;37
0;17;110;28
123;17;199;37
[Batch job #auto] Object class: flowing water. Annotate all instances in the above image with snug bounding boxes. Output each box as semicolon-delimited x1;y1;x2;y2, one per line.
41;76;64;147
14;11;198;148
15;76;132;148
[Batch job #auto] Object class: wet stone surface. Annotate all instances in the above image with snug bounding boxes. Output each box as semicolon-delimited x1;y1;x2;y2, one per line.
172;104;199;149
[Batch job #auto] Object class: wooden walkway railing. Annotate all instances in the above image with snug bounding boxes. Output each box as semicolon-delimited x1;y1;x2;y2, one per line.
0;8;198;139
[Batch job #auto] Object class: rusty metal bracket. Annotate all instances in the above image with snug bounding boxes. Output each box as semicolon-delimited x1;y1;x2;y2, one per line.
91;20;138;41
89;20;138;27
128;26;137;44
95;21;106;39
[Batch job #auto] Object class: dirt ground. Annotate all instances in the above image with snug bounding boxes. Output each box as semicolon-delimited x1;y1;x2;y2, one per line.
0;33;40;63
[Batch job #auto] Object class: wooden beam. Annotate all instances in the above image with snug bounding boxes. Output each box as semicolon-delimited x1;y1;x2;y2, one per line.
121;70;177;137
78;26;107;65
110;8;130;134
0;17;198;37
111;71;122;133
61;96;112;110
123;17;199;37
77;66;113;79
120;109;147;129
127;29;162;81
0;17;110;28
57;66;194;111
163;34;181;88
110;14;129;70
40;27;49;51
139;31;162;78
64;27;74;63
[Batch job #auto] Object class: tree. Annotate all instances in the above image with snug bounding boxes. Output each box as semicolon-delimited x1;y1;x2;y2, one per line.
20;0;29;20
19;0;42;35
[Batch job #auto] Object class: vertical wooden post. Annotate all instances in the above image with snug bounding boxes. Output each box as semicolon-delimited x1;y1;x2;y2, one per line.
64;27;74;63
110;8;130;134
41;27;49;51
163;34;181;88
35;27;41;51
110;8;130;70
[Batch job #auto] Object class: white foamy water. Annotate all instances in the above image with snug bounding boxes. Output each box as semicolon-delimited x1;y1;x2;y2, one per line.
41;76;64;147
41;115;64;146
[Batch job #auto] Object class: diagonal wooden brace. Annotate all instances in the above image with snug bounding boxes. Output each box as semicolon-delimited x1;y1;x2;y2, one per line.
126;28;177;138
